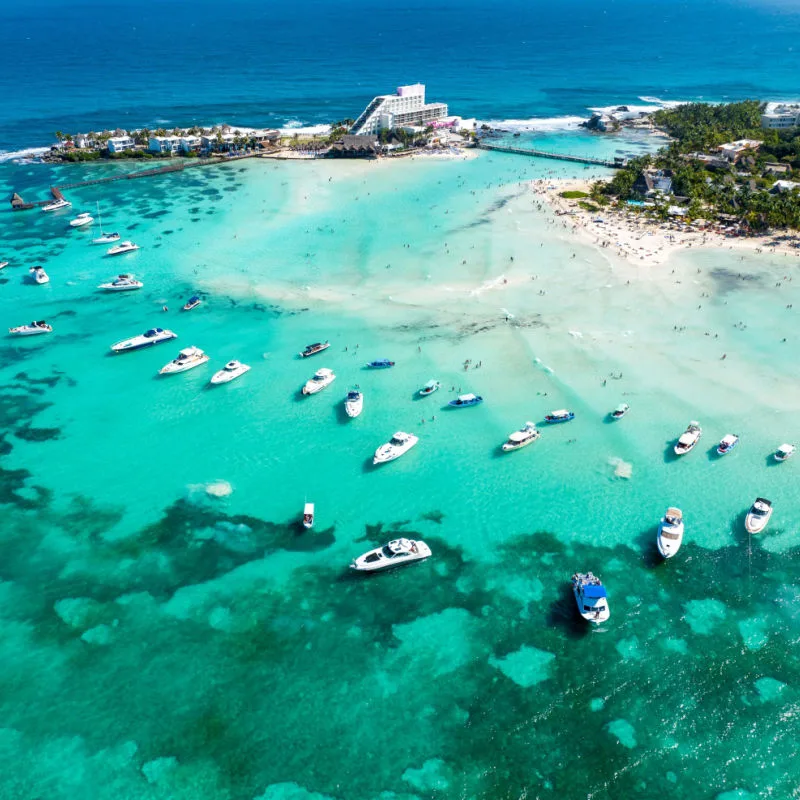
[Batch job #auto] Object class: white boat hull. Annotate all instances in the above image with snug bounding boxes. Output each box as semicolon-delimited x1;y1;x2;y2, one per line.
98;283;143;292
93;235;120;245
745;512;771;534
373;437;418;464
303;377;335;394
345;396;363;417
657;523;684;558
160;356;210;374
9;326;51;336
573;588;610;623
70;217;93;228
210;364;250;384
351;541;431;572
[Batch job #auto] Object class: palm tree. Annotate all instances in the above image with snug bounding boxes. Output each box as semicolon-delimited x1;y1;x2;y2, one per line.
54;130;64;143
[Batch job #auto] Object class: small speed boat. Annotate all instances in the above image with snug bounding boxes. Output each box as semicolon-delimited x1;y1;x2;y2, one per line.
745;497;773;534
717;434;739;456
545;409;574;424
674;421;702;455
92;232;121;245
366;358;395;369
502;422;540;452
0;262;8;270
107;241;139;256
182;296;202;312
42;198;71;212
69;212;94;228
350;538;431;572
98;273;143;291
345;387;363;418
774;443;795;462
111;327;177;353
418;380;440;397
657;507;684;558
210;360;250;385
159;346;209;375
9;320;52;336
299;341;330;358
373;431;418;464
29;266;49;284
449;393;483;408
572;572;610;624
611;403;630;420
302;502;315;530
302;367;336;395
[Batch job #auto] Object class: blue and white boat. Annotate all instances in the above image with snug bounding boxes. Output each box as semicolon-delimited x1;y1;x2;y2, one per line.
717;434;739;455
448;393;483;408
545;409;574;424
366;358;395;369
111;327;177;353
182;296;202;312
572;572;610;624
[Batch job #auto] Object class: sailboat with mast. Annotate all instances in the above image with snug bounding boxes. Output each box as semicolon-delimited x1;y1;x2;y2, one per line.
92;202;121;245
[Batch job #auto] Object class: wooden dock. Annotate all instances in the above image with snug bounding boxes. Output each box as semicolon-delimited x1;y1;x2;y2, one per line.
477;141;620;168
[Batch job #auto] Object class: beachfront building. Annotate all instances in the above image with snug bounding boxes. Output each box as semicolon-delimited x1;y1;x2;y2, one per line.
350;84;448;136
149;135;181;154
761;103;800;130
179;135;202;153
633;169;673;197
328;135;380;158
107;136;136;154
718;139;761;163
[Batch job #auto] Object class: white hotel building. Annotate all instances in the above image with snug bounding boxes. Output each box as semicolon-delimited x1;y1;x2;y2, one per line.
350;84;448;135
761;103;800;130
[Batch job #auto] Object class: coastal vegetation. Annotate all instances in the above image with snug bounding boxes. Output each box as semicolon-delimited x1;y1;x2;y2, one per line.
560;190;589;199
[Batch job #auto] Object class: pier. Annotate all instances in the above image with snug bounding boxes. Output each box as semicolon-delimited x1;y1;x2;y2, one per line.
476;141;621;168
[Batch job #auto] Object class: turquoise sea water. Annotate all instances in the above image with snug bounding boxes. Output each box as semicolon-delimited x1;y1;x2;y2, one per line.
2;146;800;798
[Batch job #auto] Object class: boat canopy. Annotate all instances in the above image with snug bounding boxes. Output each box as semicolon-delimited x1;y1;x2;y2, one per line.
188;295;200;303
678;432;695;444
778;443;793;453
666;507;682;519
423;380;438;389
583;585;607;599
551;409;569;416
459;393;477;401
508;429;532;442
720;434;738;445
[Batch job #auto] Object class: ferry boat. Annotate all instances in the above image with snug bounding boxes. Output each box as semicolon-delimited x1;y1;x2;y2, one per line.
9;320;52;336
302;368;336;395
366;358;395;369
42;198;71;212
29;266;49;284
158;346;209;375
350;538;431;572
182;296;202;312
69;212;94;228
111;327;177;353
373;431;418;464
572;572;610;623
98;274;143;291
302;502;315;530
674;421;702;455
745;497;772;534
210;360;250;385
344;387;363;418
502;422;540;452
611;403;630;420
448;393;483;408
107;241;139;256
418;380;440;397
299;341;330;358
657;507;684;559
545;409;574;424
774;443;795;462
717;434;739;456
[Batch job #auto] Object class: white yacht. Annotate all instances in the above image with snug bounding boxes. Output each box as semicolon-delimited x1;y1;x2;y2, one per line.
657;507;684;559
111;327;177;353
93;231;121;245
302;367;336;395
745;498;772;534
674;421;702;455
69;212;94;228
107;241;139;256
572;572;610;624
98;274;143;291
9;321;52;336
344;387;363;418
502;422;540;452
42;198;71;212
159;346;210;375
373;431;418;465
611;403;630;420
350;538;431;572
30;266;49;284
0;261;8;270
774;443;795;462
210;360;251;385
303;502;315;530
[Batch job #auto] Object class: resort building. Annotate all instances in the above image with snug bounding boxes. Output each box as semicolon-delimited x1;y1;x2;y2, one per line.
149;135;181;154
761;103;800;130
350;84;448;136
328;135;380;158
179;135;202;153
107;136;136;154
633;169;673;197
718;139;761;162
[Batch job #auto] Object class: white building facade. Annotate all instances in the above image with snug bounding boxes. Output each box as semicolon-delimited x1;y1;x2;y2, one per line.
350;84;448;135
107;136;135;153
761;104;800;130
149;135;181;154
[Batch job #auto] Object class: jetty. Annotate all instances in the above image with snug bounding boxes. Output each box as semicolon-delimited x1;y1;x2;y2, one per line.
477;141;622;168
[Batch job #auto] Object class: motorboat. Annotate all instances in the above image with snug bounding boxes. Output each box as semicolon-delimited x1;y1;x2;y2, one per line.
373;431;418;464
572;572;610;624
299;341;330;358
29;266;49;284
9;321;52;336
545;409;574;423
107;241;139;256
345;387;363;418
182;296;202;311
303;502;315;530
418;380;440;397
0;262;8;270
42;198;71;212
366;358;395;369
502;422;540;452
210;360;250;385
774;443;795;462
657;507;684;559
611;403;630;420
350;538;431;572
674;421;702;455
449;393;483;408
717;434;739;456
69;212;93;228
111;327;177;353
159;346;210;374
302;367;336;394
93;232;121;245
745;498;773;534
98;273;143;291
